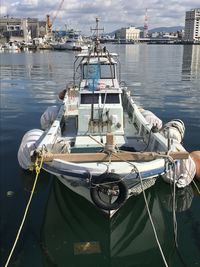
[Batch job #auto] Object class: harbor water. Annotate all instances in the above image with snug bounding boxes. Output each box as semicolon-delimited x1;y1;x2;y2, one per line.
0;44;200;267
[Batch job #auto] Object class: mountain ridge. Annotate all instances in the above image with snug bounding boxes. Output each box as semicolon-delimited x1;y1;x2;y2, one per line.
148;26;184;33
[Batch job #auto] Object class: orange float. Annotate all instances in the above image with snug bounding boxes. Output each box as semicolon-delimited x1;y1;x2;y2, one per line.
190;151;200;181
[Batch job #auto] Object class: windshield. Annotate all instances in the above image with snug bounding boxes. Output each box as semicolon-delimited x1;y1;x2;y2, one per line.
83;64;115;79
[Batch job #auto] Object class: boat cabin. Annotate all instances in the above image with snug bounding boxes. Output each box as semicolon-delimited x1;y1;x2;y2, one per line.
74;52;124;136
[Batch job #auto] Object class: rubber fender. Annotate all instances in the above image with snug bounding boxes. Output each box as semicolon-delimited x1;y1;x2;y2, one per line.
163;155;196;188
40;106;59;130
162;119;185;143
141;110;163;130
90;172;128;210
17;129;44;170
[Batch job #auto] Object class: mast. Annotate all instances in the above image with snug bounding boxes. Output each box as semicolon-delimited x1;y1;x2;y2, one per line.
89;18;104;131
90;17;104;52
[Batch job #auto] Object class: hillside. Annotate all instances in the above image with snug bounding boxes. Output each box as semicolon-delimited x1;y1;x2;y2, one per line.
149;26;184;33
105;26;184;36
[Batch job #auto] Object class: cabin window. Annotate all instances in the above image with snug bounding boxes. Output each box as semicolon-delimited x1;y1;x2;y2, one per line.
80;94;99;104
101;93;120;104
101;64;115;79
83;64;115;79
83;64;100;79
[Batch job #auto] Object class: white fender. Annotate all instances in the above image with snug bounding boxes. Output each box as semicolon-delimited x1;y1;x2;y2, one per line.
17;129;44;170
40;106;59;130
162;119;185;143
163;155;196;188
141;110;162;130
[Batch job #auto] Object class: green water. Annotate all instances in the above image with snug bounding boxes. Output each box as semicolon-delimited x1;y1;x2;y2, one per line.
0;45;200;267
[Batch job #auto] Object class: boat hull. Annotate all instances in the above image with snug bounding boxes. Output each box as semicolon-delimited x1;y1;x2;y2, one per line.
42;158;165;215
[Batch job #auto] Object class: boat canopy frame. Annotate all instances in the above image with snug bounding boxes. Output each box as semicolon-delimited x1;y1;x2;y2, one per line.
73;49;122;88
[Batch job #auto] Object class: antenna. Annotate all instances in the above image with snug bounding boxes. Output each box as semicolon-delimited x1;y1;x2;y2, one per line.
143;8;148;38
90;17;104;50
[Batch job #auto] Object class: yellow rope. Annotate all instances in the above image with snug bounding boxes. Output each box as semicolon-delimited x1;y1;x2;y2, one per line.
4;151;44;267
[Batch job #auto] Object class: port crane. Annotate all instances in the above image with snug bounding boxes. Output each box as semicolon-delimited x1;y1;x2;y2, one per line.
46;0;64;34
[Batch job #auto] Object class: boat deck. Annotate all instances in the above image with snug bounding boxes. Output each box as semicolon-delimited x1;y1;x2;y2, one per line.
62;111;146;151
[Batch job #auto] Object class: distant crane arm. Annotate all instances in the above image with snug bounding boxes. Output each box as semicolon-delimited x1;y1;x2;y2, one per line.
51;0;65;26
46;0;64;30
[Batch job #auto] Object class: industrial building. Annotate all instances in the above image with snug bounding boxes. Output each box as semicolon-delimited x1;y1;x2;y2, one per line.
0;17;46;42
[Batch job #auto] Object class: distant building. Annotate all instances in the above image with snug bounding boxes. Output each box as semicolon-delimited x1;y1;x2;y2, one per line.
0;17;46;42
143;8;148;38
115;26;140;42
38;21;47;37
184;8;200;42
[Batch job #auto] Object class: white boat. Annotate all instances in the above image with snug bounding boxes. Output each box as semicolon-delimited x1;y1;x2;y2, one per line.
64;32;89;51
18;19;197;217
2;41;20;52
51;30;89;51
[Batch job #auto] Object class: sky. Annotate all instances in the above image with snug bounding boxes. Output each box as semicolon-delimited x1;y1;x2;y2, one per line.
0;0;200;33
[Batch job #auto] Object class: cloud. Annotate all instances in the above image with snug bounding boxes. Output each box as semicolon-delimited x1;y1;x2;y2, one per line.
0;5;8;16
10;1;20;7
1;0;199;32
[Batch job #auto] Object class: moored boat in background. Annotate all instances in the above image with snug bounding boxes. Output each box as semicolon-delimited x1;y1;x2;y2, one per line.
1;41;20;52
51;29;89;51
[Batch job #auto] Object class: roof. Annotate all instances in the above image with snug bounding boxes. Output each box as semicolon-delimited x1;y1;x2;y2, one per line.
76;52;118;57
81;57;117;64
76;52;118;64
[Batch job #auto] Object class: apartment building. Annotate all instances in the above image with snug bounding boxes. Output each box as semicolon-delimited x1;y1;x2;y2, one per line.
184;8;200;42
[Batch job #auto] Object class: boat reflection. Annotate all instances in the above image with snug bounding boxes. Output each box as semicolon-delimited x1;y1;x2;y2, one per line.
157;181;194;213
182;45;200;81
40;178;194;267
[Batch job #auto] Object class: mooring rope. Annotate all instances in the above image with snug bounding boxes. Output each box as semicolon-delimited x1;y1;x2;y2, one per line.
171;161;178;247
4;151;44;267
135;165;169;267
192;179;200;195
111;151;169;267
158;151;179;248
